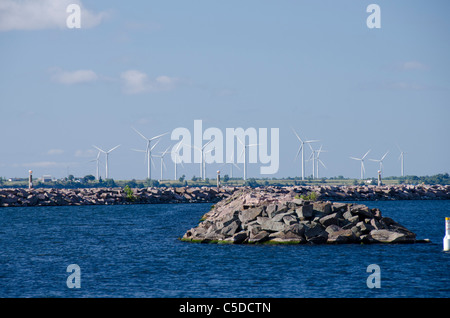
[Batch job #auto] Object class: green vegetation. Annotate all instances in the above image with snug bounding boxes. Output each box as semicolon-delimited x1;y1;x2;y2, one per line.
295;191;318;201
123;185;136;202
1;173;449;189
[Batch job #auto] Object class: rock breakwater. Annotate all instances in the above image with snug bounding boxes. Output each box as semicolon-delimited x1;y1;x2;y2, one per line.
0;184;448;207
182;188;423;245
0;187;233;207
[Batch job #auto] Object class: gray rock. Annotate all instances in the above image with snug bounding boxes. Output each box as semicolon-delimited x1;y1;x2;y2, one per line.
221;220;240;236
369;229;414;243
319;213;339;227
268;230;306;243
239;207;264;224
313;202;332;214
266;204;278;218
296;204;313;219
282;214;298;226
231;231;248;244
257;217;286;232
304;223;326;241
249;230;270;243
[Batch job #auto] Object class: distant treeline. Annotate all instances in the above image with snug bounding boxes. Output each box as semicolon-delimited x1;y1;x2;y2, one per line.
0;173;449;189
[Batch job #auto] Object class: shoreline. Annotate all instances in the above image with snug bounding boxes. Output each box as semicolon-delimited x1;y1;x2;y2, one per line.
0;184;449;207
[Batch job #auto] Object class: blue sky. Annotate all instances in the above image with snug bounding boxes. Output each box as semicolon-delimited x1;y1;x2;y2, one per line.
0;0;449;180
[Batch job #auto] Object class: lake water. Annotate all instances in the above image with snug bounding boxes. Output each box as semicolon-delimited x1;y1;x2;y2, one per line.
0;200;449;298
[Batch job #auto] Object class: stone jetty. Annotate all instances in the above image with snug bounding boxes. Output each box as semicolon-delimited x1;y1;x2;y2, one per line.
182;188;422;245
0;187;233;207
0;184;448;207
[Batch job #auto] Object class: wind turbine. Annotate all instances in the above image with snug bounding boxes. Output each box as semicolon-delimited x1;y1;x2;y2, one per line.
132;127;168;180
190;139;214;180
89;151;101;180
131;139;160;180
153;146;171;181
292;129;319;180
237;137;259;181
350;149;371;180
92;145;121;179
369;151;389;174
398;147;406;177
172;141;184;181
221;151;240;178
315;145;328;179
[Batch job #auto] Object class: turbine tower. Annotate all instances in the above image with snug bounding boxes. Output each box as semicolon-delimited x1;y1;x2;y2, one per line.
153;146;171;181
237;137;259;181
350;149;371;180
93;145;121;179
132;127;168;180
221;151;240;178
369;151;389;174
292;129;319;180
315;145;327;179
398;147;406;177
190;139;213;180
89;151;101;180
172;141;184;181
131;139;160;180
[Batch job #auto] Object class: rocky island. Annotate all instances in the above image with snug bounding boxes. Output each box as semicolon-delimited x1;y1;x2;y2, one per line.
181;188;425;245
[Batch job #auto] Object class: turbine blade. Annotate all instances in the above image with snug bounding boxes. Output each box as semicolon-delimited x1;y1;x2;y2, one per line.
93;145;107;153
150;139;160;151
319;159;327;169
292;128;303;142
150;132;169;141
305;140;320;143
107;145;121;153
369;159;379;162
239;147;245;159
362;149;371;159
162;146;171;156
132;127;149;141
202;138;214;150
350;157;360;161
175;140;183;151
381;151;389;161
294;145;302;160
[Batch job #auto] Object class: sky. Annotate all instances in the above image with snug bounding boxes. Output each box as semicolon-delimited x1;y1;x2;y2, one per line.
0;0;449;181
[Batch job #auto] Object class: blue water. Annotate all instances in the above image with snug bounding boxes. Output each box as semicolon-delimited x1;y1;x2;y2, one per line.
0;200;449;298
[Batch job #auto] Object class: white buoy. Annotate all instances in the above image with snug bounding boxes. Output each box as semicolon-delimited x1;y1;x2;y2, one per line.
444;217;450;252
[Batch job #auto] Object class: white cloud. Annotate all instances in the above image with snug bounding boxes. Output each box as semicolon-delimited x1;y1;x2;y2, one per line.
386;61;429;72
0;0;108;31
120;70;179;94
121;70;150;94
75;149;96;158
400;61;429;71
51;69;98;84
47;149;64;155
20;161;68;168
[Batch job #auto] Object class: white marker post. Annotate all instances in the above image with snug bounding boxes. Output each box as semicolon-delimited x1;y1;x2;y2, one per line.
28;170;33;189
444;217;450;252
